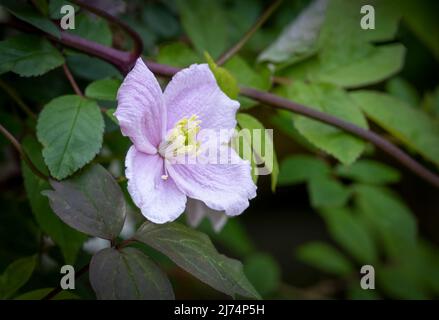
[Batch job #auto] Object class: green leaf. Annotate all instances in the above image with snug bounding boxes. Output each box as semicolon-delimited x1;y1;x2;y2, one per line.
308;177;351;208
15;288;80;300
258;0;328;67
224;56;271;108
0;34;64;77
37;95;104;179
142;2;180;39
135;221;260;299
386;77;420;107
205;52;239;100
270;110;319;152
0;256;36;299
176;0;228;58
279;81;368;165
296;242;354;276
244;253;280;296
157;42;200;68
68;13;112;46
320;207;377;264
316;44;405;88
1;0;60;38
354;184;417;258
279;154;330;186
43;164;126;240
85;78;121;101
224;56;271;91
236;113;279;191
351;90;439;167
66;53;121;81
22;136;86;264
335;159;400;185
281;0;403;88
89;247;174;300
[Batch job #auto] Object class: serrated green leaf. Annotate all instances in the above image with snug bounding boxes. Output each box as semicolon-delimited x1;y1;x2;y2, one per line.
279;154;330;186
0;35;64;77
90;247;174;300
335;159;400;185
351;91;439;167
176;0;228;58
85;78;121;101
320;207;377;264
297;242;354;276
21;136;86;264
135;221;260;299
279;81;368;165
0;255;36;299
236;113;279;191
43;164;126;240
37;95;104;179
354;184;417;258
308;177;351;208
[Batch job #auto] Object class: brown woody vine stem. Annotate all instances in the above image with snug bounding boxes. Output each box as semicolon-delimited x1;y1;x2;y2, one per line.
4;3;439;188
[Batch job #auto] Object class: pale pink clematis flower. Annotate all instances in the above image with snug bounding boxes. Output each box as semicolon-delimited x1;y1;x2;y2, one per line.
115;58;256;224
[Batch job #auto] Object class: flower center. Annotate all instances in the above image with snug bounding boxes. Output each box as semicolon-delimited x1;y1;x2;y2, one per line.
158;114;202;165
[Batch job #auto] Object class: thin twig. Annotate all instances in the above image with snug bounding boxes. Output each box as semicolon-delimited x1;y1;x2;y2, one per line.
0;123;48;181
216;0;283;66
0;79;36;119
62;64;84;97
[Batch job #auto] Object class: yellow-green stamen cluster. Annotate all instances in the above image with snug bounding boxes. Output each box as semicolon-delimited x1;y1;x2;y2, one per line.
159;115;202;165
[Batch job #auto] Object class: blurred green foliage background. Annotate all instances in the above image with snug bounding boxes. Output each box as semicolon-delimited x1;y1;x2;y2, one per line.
0;0;439;300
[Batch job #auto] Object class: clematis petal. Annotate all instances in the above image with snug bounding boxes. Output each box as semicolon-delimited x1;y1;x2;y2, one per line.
186;199;228;233
163;64;239;135
185;199;206;227
168;147;256;217
115;58;165;154
125;146;186;223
